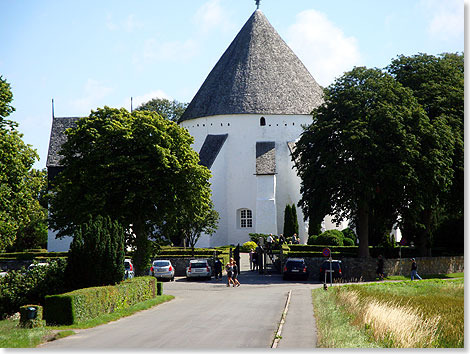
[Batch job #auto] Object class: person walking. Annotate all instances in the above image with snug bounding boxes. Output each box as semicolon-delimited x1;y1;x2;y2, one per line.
232;260;241;287
214;257;223;281
267;233;274;252
226;260;234;287
252;248;258;271
410;258;422;280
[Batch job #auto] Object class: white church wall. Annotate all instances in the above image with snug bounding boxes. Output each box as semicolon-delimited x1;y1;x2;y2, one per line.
181;113;312;247
47;228;72;252
255;174;277;235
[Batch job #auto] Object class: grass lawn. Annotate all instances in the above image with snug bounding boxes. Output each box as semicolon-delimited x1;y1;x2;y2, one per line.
312;278;464;348
0;295;174;348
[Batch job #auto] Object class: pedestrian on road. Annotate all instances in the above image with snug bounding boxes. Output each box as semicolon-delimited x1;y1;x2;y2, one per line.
249;249;254;270
226;259;234;287
279;233;285;246
252;249;258;271
410;258;422;280
214;257;223;280
267;233;274;252
232;260;241;287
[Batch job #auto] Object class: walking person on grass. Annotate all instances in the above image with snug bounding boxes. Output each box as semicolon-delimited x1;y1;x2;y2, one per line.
410;258;422;280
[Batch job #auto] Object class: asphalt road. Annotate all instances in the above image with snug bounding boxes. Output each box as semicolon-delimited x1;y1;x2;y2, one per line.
40;255;321;349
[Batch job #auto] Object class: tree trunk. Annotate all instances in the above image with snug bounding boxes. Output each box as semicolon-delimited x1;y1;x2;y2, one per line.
357;199;370;258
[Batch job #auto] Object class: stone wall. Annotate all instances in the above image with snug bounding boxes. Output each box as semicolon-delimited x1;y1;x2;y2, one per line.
299;256;464;282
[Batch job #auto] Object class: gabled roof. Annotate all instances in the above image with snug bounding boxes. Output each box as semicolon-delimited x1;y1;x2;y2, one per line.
46;117;81;167
179;10;323;122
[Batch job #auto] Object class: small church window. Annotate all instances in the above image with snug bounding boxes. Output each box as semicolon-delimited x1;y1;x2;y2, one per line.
240;209;253;228
260;117;266;126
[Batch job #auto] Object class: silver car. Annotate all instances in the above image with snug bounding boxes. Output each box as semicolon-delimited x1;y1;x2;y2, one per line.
186;259;211;280
150;260;175;281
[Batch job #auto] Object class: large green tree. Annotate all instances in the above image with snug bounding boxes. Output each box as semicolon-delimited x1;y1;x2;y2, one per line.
293;67;435;258
49;107;215;274
135;98;188;122
387;53;463;255
0;76;45;251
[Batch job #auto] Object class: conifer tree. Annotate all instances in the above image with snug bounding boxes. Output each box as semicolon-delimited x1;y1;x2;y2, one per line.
291;203;299;236
283;204;294;237
66;215;125;289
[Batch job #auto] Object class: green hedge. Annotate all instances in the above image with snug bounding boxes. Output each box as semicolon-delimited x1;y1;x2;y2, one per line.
44;276;160;325
0;252;68;260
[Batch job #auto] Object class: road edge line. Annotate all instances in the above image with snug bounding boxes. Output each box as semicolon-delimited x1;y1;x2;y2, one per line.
271;289;292;348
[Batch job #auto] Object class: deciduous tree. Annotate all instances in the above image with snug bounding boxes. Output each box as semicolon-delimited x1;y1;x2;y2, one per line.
49;107;215;274
293;67;432;257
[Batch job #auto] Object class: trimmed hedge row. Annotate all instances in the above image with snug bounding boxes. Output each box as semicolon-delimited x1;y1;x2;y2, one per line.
44;276;160;325
0;252;68;260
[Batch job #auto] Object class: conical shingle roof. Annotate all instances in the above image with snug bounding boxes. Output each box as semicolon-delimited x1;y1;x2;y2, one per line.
179;10;323;122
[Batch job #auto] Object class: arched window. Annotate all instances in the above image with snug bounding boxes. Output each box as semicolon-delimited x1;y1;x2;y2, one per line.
239;208;253;228
260;117;266;126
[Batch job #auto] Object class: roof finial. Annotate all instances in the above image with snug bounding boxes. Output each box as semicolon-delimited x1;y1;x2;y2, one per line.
255;0;260;10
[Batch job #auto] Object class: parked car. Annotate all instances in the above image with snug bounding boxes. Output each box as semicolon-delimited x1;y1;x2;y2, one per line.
124;258;134;279
186;259;211;280
27;262;49;271
149;260;175;281
319;260;342;282
283;258;309;280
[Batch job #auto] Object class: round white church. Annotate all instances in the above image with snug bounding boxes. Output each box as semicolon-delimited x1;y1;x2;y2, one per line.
179;9;344;247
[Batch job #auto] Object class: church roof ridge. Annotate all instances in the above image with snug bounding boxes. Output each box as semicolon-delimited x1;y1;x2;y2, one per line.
179;10;323;122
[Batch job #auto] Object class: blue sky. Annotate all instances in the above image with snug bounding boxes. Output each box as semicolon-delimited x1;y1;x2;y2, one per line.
0;0;464;169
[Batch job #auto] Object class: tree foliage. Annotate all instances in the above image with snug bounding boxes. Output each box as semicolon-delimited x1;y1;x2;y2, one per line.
387;53;463;255
135;98;188;122
65;215;125;288
293;67;433;257
49;107;215;274
0;76;45;251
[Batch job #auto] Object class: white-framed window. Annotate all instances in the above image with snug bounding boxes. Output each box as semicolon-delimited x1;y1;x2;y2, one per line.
239;208;253;228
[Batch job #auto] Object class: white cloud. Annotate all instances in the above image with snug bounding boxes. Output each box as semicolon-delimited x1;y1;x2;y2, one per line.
420;0;463;40
193;0;234;33
70;79;113;113
285;10;362;87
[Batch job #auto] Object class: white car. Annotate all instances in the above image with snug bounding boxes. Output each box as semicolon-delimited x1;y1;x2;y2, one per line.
124;258;135;279
27;262;49;271
149;260;175;281
186;259;211;280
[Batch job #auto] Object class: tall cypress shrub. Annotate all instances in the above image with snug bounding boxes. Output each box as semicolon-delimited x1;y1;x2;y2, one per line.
283;204;294;237
291;203;299;235
66;215;125;289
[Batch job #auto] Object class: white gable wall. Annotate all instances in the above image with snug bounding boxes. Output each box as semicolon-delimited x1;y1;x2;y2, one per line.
181;113;311;246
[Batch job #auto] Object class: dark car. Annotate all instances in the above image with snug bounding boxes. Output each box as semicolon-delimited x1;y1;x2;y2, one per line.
319;260;342;282
283;258;309;280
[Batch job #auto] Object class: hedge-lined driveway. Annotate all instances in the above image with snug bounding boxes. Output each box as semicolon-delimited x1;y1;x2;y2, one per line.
41;255;321;349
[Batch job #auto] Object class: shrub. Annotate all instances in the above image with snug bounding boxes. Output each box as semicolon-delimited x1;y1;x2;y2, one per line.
309;230;345;246
44;276;158;325
343;238;355;246
241;241;257;252
0;259;67;319
342;228;357;244
65;215;125;289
